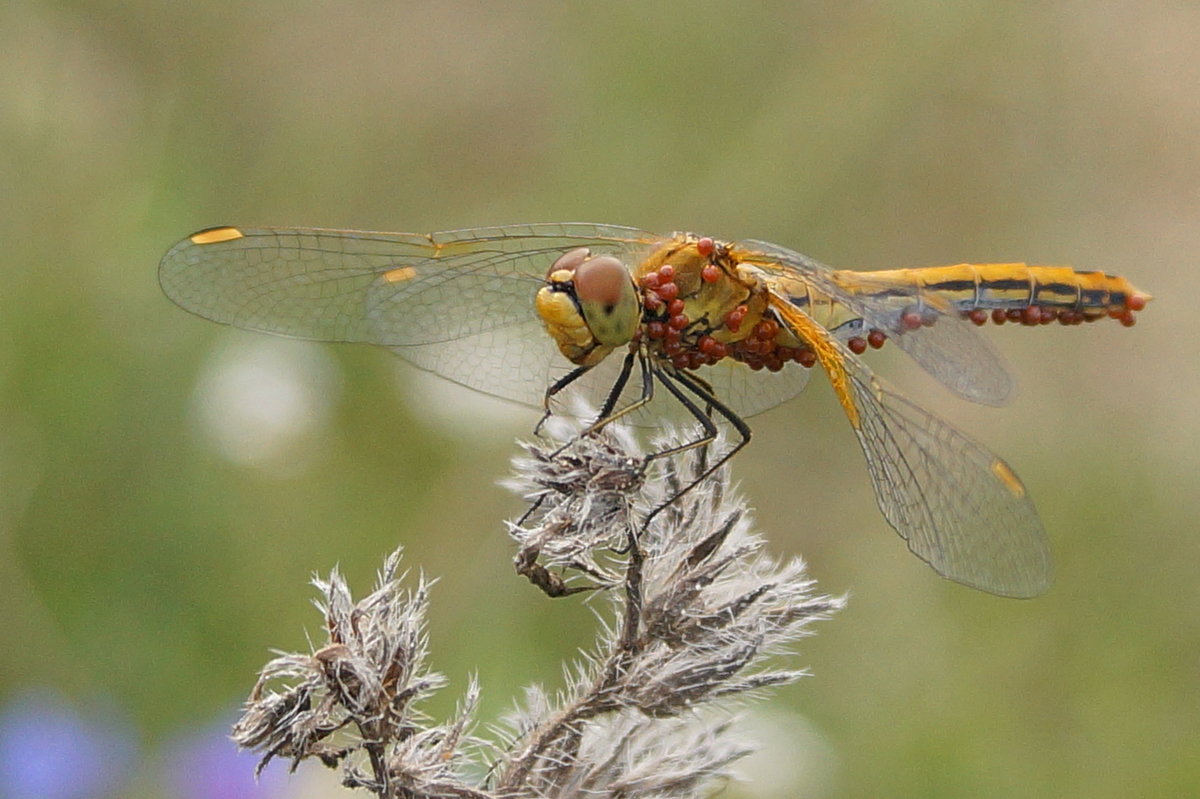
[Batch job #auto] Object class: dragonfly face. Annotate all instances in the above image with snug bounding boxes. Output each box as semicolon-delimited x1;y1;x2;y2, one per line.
161;223;1149;598
537;248;641;367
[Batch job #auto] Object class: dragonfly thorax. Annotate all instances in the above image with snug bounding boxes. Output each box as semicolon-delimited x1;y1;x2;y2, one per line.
635;236;821;373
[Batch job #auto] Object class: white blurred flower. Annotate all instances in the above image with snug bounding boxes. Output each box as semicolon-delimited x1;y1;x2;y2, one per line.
190;336;340;474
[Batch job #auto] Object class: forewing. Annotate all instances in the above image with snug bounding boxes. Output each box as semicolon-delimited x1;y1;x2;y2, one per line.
739;238;1015;406
159;223;659;409
160;223;657;344
391;318;574;410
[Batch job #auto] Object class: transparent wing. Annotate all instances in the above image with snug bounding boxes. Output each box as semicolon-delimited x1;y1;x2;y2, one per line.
566;349;814;425
846;365;1050;597
739;238;1015;406
767;293;1049;596
390;317;814;423
160;223;659;409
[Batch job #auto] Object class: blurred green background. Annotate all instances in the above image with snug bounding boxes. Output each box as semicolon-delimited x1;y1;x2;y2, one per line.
1;1;1197;797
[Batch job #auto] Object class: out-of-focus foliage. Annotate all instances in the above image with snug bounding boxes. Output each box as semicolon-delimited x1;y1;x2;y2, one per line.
0;1;1196;797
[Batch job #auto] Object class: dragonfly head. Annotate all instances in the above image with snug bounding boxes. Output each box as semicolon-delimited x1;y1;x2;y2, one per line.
536;248;640;366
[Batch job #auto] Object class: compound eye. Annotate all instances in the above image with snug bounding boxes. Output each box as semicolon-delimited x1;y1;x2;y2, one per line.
547;247;591;278
573;256;629;308
573;255;639;347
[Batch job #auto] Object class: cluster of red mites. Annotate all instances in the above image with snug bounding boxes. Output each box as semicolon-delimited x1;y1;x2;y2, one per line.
639;260;819;372
724;317;818;372
841;312;924;356
843;329;890;355
641;263;713;370
963;292;1146;328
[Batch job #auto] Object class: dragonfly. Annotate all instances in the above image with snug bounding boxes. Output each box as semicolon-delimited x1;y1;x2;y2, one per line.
160;223;1150;598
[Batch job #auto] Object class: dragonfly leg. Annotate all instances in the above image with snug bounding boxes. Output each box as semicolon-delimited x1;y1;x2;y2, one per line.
543;350;648;464
536;364;595;435
520;351;648;536
538;346;642;441
595;349;638;422
581;349;654;434
518;350;647;532
640;367;752;529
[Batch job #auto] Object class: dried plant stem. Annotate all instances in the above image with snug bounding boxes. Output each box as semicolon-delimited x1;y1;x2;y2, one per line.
619;534;646;653
499;531;645;792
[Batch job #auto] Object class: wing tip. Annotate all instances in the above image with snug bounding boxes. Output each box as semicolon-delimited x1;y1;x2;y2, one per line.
934;549;1054;599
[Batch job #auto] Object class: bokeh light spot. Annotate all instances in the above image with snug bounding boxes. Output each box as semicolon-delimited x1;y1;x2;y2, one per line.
190;337;341;474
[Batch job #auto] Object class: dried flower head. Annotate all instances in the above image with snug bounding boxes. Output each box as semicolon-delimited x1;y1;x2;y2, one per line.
232;552;477;796
233;418;842;798
494;422;843;796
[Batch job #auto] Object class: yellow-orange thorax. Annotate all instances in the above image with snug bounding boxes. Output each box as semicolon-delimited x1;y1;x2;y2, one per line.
534;234;823;373
630;237;820;372
636;238;769;342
